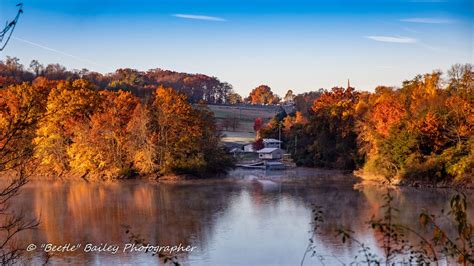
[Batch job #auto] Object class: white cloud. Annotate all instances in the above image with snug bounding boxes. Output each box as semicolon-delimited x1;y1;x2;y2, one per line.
366;36;417;44
172;14;226;22
400;18;455;24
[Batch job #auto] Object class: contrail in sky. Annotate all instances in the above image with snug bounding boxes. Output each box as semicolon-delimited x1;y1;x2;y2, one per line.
12;36;110;71
172;14;226;21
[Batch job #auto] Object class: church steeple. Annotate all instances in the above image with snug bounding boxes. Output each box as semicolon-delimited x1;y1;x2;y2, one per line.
347;79;351;89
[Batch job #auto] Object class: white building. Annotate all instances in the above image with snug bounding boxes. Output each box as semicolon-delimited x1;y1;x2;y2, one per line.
243;143;254;152
263;138;282;149
242;138;282;153
257;148;283;160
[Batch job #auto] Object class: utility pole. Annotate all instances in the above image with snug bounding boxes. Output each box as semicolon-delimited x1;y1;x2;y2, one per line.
278;122;281;149
294;134;297;155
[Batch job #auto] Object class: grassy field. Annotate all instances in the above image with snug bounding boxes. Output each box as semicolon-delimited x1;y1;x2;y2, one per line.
206;104;279;143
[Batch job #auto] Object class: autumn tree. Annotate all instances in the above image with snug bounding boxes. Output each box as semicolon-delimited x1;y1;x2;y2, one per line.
309;87;360;168
281;112;308;162
0;83;42;264
126;103;158;175
226;92;243;105
67;90;139;179
151;87;232;175
259;117;283;146
0;57;33;83
2;56;471;184
151;87;202;173
253;117;263;133
0;83;47;169
34;79;101;174
293;90;324;115
1;58;236;104
358;67;473;182
355;86;407;173
259;107;287;142
252;117;263;139
252;138;264;151
282;111;306;135
246;85;280;105
279;87;361;169
194;104;234;173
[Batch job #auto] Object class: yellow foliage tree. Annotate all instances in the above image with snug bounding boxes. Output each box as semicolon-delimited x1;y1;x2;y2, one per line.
34;80;100;174
152;87;206;174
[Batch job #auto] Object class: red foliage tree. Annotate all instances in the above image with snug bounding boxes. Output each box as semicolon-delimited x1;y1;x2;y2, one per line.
253;117;263;132
252;138;264;151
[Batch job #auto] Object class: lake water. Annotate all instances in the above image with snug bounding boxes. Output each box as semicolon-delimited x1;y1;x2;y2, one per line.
8;168;474;265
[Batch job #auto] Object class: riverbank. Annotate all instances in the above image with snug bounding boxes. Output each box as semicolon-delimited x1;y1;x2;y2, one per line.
354;169;474;189
3;167;471;189
1;167;356;184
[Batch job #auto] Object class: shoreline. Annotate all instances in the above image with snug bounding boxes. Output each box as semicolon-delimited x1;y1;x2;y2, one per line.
353;169;474;189
1;167;471;189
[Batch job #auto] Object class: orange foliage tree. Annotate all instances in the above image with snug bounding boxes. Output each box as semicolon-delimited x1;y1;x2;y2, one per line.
246;85;280;105
67;90;139;179
34;79;101;174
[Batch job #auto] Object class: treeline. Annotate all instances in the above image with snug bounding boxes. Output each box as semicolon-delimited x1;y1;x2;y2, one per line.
0;57;235;104
261;64;473;183
0;78;233;180
0;57;320;107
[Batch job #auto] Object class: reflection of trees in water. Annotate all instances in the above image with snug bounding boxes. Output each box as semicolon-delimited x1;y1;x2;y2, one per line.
11;178;473;264
16;181;243;263
247;179;370;258
302;184;474;263
360;185;473;238
247;178;474;263
150;183;242;249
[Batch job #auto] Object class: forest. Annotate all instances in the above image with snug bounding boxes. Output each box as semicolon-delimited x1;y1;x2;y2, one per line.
1;58;472;183
0;57;235;104
0;74;233;180
260;64;473;184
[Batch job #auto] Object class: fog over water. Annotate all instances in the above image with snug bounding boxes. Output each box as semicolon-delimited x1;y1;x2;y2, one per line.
9;168;474;265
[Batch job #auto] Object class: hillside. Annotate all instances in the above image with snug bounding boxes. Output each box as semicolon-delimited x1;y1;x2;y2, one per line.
207;104;281;144
0;57;234;104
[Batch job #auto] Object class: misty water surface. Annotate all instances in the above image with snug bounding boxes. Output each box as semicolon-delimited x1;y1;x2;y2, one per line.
9;168;473;265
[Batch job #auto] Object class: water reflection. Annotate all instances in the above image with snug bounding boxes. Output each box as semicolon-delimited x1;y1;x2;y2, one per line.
8;169;474;265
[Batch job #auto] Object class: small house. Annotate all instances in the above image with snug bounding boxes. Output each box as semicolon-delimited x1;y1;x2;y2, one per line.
263;138;282;149
257;148;283;160
223;142;243;151
243;143;254;152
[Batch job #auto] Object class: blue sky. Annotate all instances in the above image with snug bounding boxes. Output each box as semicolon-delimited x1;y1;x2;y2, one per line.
1;0;472;95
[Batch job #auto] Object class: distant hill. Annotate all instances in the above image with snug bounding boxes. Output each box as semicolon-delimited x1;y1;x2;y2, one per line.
0;57;235;104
